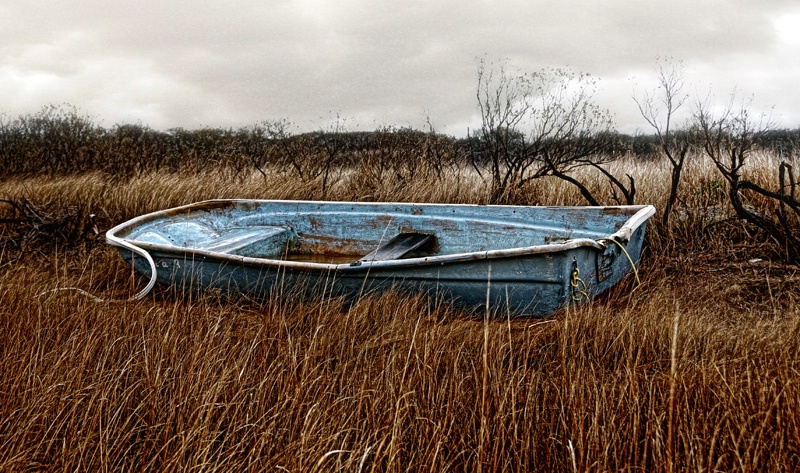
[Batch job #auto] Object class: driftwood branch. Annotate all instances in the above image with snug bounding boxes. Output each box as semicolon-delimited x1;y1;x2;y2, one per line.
0;197;98;255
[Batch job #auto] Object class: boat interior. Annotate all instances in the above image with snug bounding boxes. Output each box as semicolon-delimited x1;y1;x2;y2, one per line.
123;202;643;263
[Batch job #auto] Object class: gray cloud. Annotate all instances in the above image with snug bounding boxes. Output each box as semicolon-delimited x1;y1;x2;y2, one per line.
2;0;799;134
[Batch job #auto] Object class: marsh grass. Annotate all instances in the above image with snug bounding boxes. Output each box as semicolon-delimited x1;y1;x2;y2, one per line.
1;152;800;471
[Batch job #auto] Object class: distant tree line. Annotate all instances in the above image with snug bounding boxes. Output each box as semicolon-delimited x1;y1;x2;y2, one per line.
2;104;797;181
0;105;462;182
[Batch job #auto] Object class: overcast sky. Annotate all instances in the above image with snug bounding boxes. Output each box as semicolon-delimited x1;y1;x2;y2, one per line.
2;0;799;136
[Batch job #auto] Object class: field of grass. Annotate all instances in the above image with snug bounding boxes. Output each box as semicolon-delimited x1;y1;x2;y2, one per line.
2;150;800;471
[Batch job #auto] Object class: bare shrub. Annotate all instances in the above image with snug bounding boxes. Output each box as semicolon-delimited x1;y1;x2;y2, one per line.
472;59;630;204
633;58;693;228
695;94;800;263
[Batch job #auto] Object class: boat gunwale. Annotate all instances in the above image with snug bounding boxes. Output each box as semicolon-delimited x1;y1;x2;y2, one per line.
106;199;655;272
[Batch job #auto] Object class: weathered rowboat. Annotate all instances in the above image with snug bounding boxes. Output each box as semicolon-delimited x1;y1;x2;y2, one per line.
106;200;655;316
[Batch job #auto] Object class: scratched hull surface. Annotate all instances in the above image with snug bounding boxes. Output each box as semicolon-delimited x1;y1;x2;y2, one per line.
107;200;655;316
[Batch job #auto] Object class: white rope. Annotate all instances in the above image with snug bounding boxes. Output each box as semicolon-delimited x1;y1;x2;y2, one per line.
34;287;105;303
111;238;158;300
35;239;158;303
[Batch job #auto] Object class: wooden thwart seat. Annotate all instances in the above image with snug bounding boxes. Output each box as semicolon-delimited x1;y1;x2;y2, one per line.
358;232;436;263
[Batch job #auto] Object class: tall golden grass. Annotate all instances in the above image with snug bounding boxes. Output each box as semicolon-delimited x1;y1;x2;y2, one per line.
1;152;799;471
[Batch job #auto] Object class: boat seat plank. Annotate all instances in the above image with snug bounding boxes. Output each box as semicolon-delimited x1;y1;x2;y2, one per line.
198;226;291;255
358;232;435;263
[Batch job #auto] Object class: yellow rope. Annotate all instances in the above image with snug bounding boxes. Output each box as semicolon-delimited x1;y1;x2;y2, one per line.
570;239;641;305
596;237;641;287
570;266;589;302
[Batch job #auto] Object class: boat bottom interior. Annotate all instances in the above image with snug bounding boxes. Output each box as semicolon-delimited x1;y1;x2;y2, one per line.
191;225;438;263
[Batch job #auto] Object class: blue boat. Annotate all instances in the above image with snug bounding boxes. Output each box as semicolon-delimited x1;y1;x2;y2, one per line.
106;200;655;316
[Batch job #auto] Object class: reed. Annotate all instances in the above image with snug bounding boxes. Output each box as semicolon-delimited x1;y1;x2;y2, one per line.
1;151;799;471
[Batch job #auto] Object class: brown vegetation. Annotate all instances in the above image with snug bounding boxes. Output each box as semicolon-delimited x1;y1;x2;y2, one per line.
1;139;800;471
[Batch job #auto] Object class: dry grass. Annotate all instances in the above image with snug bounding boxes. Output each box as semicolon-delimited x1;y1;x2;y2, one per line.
2;153;800;471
